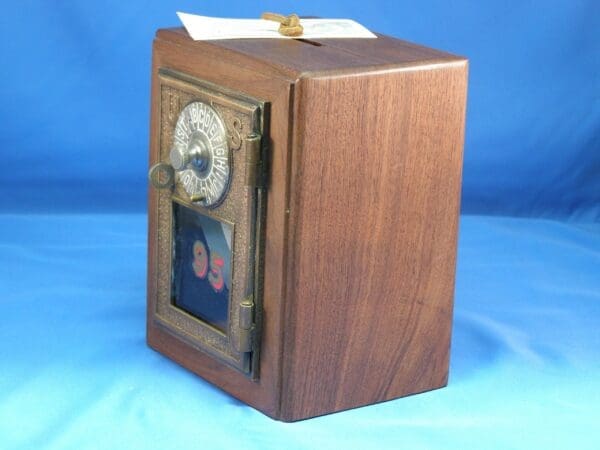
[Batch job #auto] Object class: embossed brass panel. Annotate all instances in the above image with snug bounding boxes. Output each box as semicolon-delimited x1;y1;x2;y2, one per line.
150;68;267;376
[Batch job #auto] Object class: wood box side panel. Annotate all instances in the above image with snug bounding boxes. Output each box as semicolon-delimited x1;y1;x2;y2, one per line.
281;61;468;420
146;35;295;419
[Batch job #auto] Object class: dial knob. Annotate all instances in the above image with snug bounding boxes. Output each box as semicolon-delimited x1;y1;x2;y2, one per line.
169;138;210;171
171;101;231;207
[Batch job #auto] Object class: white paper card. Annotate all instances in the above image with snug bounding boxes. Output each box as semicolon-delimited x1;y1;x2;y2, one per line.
177;12;377;40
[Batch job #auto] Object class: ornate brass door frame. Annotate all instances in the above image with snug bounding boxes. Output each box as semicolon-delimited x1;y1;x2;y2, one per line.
150;68;268;377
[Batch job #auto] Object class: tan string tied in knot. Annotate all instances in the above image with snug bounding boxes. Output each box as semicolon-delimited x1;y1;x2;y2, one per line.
261;12;304;37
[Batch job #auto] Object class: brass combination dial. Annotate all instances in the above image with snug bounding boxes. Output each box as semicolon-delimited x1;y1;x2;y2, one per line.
150;101;231;208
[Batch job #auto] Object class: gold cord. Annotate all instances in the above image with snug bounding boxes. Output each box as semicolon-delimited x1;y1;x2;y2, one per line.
261;12;304;37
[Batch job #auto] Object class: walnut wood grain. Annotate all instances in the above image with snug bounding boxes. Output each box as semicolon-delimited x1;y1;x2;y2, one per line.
281;62;467;420
147;28;467;421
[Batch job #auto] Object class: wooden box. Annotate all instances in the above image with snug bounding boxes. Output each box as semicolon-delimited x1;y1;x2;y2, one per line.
147;27;468;421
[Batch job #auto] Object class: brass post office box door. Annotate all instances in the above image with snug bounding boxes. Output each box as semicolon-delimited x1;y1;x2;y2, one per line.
149;68;267;376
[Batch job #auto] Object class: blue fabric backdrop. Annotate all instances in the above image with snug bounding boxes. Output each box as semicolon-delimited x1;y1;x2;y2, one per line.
0;0;598;219
0;1;598;449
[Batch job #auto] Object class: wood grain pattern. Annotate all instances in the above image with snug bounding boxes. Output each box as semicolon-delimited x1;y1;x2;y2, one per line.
282;62;467;420
156;28;458;77
147;28;468;421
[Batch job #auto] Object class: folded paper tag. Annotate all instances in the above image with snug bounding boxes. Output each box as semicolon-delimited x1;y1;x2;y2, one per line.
177;12;377;40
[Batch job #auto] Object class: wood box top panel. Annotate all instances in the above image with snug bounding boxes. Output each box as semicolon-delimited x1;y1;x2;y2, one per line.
155;28;465;79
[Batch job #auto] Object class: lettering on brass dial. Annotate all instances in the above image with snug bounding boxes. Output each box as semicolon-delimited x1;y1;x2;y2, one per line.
172;102;230;207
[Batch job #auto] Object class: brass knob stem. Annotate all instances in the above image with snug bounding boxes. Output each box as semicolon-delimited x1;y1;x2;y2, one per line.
170;139;210;172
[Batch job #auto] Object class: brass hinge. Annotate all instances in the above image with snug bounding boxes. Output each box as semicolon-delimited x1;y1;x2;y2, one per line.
245;133;264;188
236;296;255;353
